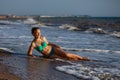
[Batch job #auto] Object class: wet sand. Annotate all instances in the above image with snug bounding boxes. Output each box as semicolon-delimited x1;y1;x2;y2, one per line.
0;49;79;80
0;64;22;80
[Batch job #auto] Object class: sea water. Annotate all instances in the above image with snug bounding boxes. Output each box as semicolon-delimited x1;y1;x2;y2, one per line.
0;20;120;80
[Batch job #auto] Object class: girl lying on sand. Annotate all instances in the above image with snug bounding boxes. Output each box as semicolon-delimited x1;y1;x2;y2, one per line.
27;27;89;61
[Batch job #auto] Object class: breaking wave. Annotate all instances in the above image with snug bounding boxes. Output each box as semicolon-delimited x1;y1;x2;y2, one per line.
56;62;120;80
62;47;120;54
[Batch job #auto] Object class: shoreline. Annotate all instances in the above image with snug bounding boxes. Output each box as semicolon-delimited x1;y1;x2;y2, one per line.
0;49;79;80
0;49;22;80
0;63;22;80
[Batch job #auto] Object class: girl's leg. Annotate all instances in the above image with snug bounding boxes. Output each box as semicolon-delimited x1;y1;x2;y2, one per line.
53;47;69;59
65;53;89;60
53;47;89;60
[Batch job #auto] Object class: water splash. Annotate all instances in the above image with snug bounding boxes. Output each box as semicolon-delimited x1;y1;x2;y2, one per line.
56;60;120;80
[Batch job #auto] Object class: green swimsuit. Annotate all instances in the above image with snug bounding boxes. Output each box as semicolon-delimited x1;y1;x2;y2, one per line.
35;41;54;58
36;41;47;52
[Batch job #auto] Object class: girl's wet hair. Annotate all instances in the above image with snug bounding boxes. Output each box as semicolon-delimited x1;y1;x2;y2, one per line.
31;27;40;34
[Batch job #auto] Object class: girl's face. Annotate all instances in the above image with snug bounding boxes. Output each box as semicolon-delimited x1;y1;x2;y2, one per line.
32;29;41;38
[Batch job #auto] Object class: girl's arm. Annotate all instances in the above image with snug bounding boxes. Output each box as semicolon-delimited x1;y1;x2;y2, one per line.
27;42;35;56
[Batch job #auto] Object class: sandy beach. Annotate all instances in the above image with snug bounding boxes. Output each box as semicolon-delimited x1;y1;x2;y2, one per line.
0;19;120;80
0;49;22;80
0;49;79;80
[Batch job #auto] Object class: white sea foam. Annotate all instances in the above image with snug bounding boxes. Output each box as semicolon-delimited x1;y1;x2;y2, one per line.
0;47;14;53
59;24;80;31
0;26;12;29
62;47;120;54
23;18;37;24
110;31;120;38
18;35;32;39
32;23;47;28
56;62;120;80
0;35;32;39
0;20;21;25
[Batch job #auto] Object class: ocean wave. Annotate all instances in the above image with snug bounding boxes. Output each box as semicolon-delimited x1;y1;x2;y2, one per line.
23;18;37;25
86;28;108;34
0;20;21;25
62;47;120;54
0;26;12;29
0;35;32;39
56;63;120;80
18;36;32;39
59;24;80;31
110;31;120;38
0;47;14;53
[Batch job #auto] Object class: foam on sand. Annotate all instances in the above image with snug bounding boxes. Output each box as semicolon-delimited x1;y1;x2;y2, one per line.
56;62;120;80
0;47;14;53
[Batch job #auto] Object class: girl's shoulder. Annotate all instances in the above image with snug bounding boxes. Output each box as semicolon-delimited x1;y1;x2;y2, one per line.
31;40;36;46
40;36;46;41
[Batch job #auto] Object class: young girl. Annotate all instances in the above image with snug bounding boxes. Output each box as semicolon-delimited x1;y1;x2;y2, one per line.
27;27;89;61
